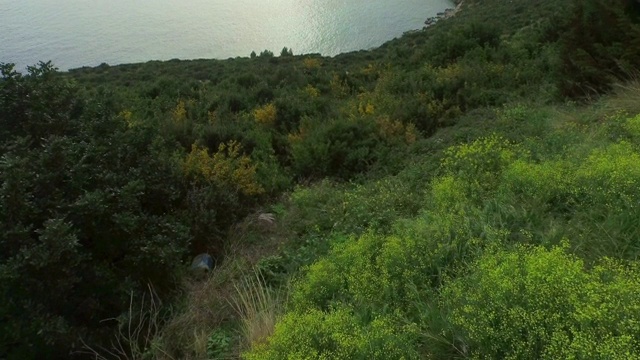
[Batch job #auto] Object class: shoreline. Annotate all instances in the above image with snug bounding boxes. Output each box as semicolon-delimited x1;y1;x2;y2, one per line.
424;0;463;28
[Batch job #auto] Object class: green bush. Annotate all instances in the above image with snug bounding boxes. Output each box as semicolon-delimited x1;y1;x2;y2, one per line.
331;177;422;235
286;180;347;235
559;0;640;97
500;159;575;211
0;74;191;356
625;113;640;140
441;244;640;359
290;203;492;317
207;327;233;359
289;118;382;180
244;306;419;360
441;134;522;194
575;141;640;208
0;63;266;358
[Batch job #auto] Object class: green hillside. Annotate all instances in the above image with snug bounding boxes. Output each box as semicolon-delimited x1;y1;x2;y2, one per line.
2;0;640;359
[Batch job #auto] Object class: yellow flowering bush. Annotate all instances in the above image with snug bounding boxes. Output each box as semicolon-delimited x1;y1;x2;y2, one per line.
330;73;349;97
361;63;380;76
358;101;375;116
172;99;188;123
442;244;640;360
575;141;640;209
442;134;521;192
435;63;464;87
244;306;419;360
183;141;264;196
625;113;640;139
254;103;277;126
375;116;417;145
303;84;320;98
302;57;321;71
118;109;136;128
207;110;218;125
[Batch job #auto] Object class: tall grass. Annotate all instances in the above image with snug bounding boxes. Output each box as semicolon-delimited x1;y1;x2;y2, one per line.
148;210;289;360
79;285;172;360
154;260;241;360
229;270;283;351
606;79;640;115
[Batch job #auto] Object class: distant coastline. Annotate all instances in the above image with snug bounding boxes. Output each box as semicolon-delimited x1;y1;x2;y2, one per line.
2;0;453;71
424;0;463;28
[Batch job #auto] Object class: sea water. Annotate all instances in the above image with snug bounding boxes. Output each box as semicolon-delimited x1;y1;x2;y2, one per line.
0;0;453;70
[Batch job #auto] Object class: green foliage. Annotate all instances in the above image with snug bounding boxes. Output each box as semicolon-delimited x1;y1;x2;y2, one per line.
496;123;640;258
256;255;289;287
0;65;189;357
207;327;233;359
244;306;419;360
624;112;640;139
0;63;265;358
289;118;382;179
559;0;640;97
280;47;294;57
496;104;551;140
421;21;502;67
575;141;640;208
441;134;522;193
331;177;422;235
259;50;274;58
250;102;640;358
0;62;78;147
4;0;640;357
442;245;640;359
501;157;573;199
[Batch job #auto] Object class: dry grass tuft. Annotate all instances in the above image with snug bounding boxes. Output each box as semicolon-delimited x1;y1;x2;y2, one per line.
229;270;283;350
79;284;173;360
607;79;640;115
156;260;241;360
152;210;291;360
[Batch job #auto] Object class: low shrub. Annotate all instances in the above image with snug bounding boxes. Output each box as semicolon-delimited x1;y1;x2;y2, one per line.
442;244;640;359
243;306;419;360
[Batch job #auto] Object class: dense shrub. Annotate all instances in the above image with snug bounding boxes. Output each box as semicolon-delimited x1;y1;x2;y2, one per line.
7;0;640;357
559;0;640;97
244;306;419;360
442;245;640;359
441;134;521;193
289;118;382;180
0;63;266;358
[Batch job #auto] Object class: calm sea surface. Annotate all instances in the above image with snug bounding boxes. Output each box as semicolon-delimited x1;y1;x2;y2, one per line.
1;0;453;71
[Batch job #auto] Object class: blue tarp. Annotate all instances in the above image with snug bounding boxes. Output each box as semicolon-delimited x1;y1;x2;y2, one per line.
190;253;214;273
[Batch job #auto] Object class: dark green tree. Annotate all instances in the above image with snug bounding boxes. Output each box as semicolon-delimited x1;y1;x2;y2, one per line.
0;64;190;359
280;47;294;57
560;0;640;97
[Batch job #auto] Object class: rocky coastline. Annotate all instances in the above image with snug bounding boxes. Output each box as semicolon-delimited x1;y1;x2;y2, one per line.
424;0;463;28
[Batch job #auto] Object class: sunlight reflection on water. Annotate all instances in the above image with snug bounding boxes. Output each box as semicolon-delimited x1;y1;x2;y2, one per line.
0;0;453;70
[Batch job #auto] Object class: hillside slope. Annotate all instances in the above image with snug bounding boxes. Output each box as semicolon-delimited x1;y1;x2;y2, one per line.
2;0;640;359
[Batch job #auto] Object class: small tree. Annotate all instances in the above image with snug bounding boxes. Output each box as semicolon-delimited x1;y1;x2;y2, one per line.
259;50;274;58
280;47;293;57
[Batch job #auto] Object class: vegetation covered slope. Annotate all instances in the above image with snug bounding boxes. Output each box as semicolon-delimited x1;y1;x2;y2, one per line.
1;0;640;359
241;96;640;360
